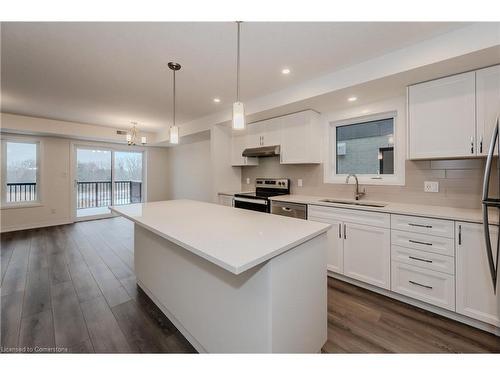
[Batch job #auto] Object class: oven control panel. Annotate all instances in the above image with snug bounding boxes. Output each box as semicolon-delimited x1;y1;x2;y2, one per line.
255;178;289;189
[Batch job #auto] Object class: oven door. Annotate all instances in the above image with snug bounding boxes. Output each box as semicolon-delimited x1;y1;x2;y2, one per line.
233;196;269;212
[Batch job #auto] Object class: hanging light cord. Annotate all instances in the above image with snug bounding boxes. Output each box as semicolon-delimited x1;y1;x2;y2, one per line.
236;21;241;102
173;69;176;126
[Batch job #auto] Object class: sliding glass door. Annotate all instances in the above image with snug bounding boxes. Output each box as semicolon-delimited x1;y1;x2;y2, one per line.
74;146;144;220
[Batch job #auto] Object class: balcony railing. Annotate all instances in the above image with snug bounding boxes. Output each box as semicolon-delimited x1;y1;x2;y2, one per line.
77;180;142;209
6;182;37;202
5;181;142;208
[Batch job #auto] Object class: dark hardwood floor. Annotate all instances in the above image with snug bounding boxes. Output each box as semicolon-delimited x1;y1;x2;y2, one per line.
1;217;499;353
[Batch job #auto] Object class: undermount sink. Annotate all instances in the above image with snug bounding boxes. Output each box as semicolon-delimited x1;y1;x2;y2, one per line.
318;199;387;208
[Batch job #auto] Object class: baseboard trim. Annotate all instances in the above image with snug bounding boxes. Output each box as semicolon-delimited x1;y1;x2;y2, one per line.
1;218;73;233
329;272;500;337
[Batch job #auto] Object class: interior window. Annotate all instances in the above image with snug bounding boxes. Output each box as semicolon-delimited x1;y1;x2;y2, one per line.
336;117;395;175
2;140;39;204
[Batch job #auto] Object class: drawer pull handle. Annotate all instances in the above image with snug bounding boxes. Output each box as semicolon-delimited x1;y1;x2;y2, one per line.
408;223;433;229
409;239;432;246
409;256;433;263
409;280;433;290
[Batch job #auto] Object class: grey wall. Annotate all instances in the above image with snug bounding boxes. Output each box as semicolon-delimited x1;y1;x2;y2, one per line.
241;157;495;209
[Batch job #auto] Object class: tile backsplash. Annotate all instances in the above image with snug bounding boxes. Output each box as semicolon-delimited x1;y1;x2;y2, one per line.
241;157;496;209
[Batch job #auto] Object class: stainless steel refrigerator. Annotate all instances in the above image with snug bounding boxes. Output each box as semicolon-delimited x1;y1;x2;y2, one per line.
482;118;500;293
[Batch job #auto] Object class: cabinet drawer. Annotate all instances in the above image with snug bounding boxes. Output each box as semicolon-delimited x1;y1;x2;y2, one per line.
391;261;455;311
308;205;390;228
391;214;454;238
391;230;454;257
391;245;454;275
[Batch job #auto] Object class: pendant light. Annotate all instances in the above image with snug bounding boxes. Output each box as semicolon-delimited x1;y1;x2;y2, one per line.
232;21;245;130
168;62;181;144
126;122;147;146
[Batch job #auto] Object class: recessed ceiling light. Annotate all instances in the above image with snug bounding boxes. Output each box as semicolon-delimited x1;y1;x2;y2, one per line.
213;98;221;103
348;96;357;102
281;68;291;75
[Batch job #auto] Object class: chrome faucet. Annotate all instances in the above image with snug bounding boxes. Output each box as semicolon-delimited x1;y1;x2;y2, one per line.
346;174;365;200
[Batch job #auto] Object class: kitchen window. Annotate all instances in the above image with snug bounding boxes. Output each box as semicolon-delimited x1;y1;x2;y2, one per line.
325;111;404;185
1;138;41;207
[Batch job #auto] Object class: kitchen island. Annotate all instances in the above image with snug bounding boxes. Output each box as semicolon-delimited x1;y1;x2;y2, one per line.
110;200;330;353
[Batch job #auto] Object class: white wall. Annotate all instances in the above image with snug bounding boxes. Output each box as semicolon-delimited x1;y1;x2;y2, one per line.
146;147;170;202
166;138;212;202
210;124;241;202
0;134;169;232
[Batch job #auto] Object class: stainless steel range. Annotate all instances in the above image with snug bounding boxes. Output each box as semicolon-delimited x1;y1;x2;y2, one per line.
234;178;290;213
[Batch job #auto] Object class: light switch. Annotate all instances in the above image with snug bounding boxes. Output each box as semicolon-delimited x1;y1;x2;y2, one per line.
246;178;250;185
424;181;439;193
297;179;303;187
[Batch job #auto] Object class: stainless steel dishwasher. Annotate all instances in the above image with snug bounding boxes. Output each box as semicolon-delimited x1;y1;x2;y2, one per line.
270;200;307;220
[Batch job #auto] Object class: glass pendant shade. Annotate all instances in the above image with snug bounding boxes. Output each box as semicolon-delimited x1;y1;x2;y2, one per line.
232;101;246;130
169;125;179;144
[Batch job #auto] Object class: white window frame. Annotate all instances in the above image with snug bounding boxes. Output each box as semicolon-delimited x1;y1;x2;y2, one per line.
324;111;405;186
0;136;43;209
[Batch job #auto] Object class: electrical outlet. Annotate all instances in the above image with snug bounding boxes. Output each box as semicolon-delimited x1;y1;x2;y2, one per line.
246;177;250;185
297;179;303;187
424;181;439;193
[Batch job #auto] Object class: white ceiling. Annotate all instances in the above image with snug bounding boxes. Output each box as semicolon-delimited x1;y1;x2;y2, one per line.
1;22;469;132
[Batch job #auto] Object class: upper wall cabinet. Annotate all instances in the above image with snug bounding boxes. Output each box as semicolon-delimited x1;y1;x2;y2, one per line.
408;65;500;160
230;131;259;167
408;71;476;159
230;110;322;166
279;111;322;164
476;65;500;156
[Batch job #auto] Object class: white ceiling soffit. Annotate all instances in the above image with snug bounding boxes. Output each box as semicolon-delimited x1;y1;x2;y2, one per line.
2;21;473;135
160;22;500;141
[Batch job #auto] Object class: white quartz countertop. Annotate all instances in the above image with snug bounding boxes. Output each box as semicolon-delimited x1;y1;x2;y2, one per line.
270;195;496;225
110;200;330;275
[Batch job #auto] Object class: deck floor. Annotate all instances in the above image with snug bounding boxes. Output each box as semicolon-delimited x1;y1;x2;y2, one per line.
1;217;499;353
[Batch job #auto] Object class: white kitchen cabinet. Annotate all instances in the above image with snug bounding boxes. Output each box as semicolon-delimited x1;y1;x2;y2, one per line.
308;215;343;274
230;131;258;166
408;71;476;159
246;118;282;148
262;117;282;147
343;222;391;290
230;110;322;165
308;205;390;287
280;111;322;164
391;261;455;311
476;65;500;156
218;194;234;207
456;222;500;327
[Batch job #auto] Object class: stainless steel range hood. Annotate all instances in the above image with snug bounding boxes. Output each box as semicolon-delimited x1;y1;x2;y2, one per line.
242;145;280;157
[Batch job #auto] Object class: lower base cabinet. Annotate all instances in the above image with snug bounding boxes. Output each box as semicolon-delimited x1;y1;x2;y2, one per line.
308;215;343;274
343;222;391;290
391;261;455;311
308;205;500;331
218;195;234;207
456;222;500;327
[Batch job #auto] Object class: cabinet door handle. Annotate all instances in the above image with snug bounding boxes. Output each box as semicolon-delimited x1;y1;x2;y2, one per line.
409;280;433;290
458;224;462;245
409;239;433;246
343;224;347;240
480;136;483;154
408;223;432;229
338;223;342;239
409;256;433;263
470;136;474;154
